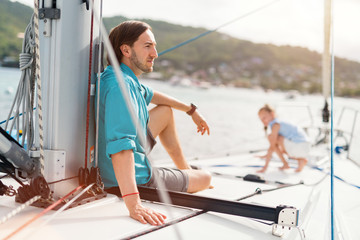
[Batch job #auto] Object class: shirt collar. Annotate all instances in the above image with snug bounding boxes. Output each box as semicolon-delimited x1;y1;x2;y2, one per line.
120;63;140;86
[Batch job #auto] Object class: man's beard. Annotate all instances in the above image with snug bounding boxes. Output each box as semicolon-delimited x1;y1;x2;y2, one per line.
130;49;153;73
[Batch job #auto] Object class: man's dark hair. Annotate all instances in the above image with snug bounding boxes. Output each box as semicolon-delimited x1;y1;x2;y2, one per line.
107;20;151;65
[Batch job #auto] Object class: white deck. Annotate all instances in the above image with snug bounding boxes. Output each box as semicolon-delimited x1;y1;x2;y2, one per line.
1;150;359;240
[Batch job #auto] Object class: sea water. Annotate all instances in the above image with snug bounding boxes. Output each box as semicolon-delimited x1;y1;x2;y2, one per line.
1;66;359;162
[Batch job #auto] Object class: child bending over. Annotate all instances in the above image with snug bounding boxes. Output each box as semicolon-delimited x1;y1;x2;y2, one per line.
257;104;311;173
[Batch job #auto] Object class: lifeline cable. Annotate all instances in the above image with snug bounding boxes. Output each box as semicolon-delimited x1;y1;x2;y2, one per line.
158;0;282;56
3;185;84;240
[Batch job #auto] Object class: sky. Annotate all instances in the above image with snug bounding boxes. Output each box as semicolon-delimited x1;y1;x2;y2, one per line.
16;0;360;62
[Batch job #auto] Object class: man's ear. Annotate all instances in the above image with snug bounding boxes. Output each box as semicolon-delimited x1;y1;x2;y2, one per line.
120;44;131;57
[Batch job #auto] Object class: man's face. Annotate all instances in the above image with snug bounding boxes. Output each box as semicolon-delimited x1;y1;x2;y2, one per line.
130;29;158;74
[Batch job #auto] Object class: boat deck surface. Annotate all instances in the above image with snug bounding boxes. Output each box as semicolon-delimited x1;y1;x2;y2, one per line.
1;151;359;240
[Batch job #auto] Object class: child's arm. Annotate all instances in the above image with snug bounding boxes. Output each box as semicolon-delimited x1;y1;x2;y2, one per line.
257;124;280;173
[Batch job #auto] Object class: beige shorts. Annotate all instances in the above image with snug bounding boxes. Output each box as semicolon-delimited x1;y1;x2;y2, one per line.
140;167;189;192
284;139;311;159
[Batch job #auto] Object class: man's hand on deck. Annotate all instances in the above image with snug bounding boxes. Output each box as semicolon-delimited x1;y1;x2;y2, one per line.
125;196;167;225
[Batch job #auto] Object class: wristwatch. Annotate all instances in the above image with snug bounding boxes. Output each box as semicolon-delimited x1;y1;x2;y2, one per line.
186;103;197;115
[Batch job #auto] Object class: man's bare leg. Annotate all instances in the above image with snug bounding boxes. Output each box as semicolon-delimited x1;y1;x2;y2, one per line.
149;105;211;192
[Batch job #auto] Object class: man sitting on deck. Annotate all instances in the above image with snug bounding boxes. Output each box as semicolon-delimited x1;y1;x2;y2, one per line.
97;20;212;225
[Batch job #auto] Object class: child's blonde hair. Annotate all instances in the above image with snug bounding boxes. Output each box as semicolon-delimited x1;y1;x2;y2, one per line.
258;104;275;133
258;104;275;114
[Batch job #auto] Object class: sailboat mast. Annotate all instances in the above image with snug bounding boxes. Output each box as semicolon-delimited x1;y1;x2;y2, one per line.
322;0;331;100
37;0;99;195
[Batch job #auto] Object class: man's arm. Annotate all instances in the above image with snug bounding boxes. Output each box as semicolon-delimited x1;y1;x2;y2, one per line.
111;150;166;225
151;91;210;135
151;91;192;112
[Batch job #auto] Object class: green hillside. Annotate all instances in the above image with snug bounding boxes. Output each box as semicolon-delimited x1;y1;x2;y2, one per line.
1;0;360;96
104;16;360;96
0;0;33;62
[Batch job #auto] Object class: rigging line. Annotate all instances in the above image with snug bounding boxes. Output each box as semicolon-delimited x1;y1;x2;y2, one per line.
0;195;41;225
0;108;37;126
95;0;103;168
84;2;95;169
311;166;360;189
91;6;182;240
236;188;262;201
47;176;78;185
126;182;292;239
303;171;328;187
158;0;282;56
209;170;293;186
329;0;335;238
235;182;304;202
23;183;95;238
261;182;303;193
124;210;204;239
2;13;36;148
33;0;45;176
3;185;84;240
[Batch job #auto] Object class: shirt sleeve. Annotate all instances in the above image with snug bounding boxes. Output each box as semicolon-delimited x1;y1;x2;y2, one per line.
105;84;137;158
141;83;153;105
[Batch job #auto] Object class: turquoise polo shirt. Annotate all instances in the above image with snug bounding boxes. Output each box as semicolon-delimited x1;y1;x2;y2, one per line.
268;118;309;143
96;63;154;188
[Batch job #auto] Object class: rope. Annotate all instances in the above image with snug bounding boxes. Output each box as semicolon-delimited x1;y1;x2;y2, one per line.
84;2;95;169
23;184;95;238
33;0;45;176
95;0;103;168
297;226;306;240
158;0;282;56
0;195;41;225
4;15;36;149
3;185;84;240
0;108;37;126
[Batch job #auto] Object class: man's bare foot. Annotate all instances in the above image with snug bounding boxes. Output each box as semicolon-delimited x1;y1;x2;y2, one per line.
295;159;308;172
279;164;290;170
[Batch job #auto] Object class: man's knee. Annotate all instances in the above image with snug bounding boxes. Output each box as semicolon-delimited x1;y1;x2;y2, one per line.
159;105;172;113
156;105;173;120
200;170;212;187
189;169;211;192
